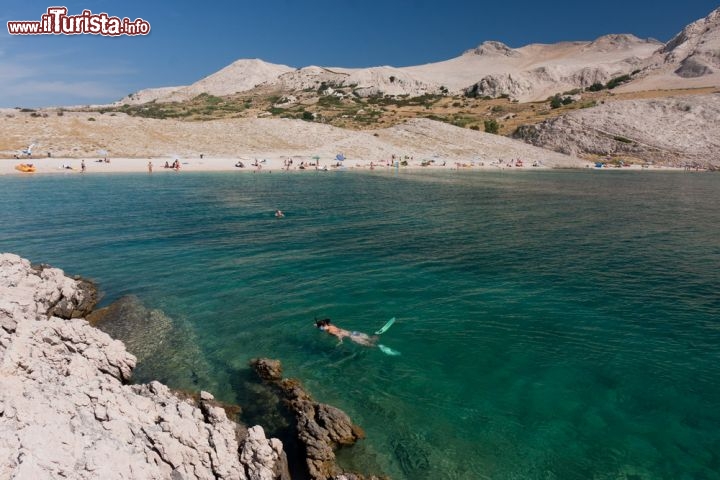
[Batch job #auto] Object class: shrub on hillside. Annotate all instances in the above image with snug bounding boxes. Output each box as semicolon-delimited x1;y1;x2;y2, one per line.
484;119;500;134
606;74;631;90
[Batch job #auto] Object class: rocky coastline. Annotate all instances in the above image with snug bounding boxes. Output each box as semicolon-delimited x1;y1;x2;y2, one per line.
0;253;383;480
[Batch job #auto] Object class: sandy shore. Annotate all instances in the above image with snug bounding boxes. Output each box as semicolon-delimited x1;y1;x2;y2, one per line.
0;155;543;175
1;155;689;176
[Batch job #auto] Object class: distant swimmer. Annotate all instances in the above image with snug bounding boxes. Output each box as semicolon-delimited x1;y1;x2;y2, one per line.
275;209;285;218
315;318;377;347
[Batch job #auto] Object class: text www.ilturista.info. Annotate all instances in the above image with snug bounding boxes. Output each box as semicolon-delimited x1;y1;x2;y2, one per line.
7;7;150;36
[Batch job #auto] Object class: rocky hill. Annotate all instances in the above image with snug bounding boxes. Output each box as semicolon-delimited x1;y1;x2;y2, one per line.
117;59;294;105
618;7;720;92
0;112;586;167
513;93;720;166
406;35;661;101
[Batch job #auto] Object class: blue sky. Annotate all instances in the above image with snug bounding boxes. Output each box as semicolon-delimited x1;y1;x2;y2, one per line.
1;0;718;107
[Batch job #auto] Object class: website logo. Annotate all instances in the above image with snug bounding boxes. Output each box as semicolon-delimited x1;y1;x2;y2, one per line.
7;7;151;36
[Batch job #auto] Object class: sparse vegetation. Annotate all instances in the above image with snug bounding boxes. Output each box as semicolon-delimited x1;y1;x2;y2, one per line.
606;74;632;90
484;119;500;134
550;95;563;109
613;135;632;144
78;71;709;144
550;94;575;109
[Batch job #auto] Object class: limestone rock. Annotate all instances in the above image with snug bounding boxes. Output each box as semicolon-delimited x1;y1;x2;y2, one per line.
512;93;720;166
0;253;288;480
251;358;378;480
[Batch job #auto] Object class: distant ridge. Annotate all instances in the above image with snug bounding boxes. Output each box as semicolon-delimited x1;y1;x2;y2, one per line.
117;7;720;105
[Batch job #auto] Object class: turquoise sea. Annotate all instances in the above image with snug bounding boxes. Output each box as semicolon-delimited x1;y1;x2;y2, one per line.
1;170;719;479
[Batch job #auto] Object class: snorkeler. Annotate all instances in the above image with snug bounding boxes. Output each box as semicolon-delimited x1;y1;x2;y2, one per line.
315;318;377;347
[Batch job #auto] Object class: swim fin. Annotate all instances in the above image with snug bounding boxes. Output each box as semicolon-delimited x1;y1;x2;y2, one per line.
375;317;396;335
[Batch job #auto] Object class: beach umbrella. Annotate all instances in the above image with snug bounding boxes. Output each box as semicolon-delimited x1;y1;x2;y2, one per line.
335;153;345;162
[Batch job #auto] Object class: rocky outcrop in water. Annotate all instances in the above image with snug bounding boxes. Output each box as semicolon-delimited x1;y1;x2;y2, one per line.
251;359;384;480
0;253;287;480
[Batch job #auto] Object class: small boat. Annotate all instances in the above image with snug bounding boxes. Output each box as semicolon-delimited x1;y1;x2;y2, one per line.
15;163;36;173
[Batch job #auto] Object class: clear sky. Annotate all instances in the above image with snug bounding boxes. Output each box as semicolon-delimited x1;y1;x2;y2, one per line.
1;0;718;107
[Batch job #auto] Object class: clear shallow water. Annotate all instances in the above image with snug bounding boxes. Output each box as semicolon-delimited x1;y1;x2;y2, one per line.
1;170;719;479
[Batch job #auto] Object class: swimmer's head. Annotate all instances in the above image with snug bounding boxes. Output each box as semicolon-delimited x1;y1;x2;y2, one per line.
315;318;331;329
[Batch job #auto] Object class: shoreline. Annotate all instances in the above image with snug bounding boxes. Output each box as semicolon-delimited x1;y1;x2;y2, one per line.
0;156;692;176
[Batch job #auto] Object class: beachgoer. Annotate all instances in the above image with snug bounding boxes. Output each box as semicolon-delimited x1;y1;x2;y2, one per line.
275;209;284;218
81;160;86;172
148;161;153;173
315;318;377;347
164;161;170;168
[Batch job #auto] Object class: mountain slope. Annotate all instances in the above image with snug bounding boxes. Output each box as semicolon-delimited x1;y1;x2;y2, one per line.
513;93;720;165
164;59;295;101
618;7;720;92
113;8;720;109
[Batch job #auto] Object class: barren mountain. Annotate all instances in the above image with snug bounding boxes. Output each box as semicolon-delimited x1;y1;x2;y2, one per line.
117;59;294;104
115;8;719;105
618;7;720;92
402;35;661;100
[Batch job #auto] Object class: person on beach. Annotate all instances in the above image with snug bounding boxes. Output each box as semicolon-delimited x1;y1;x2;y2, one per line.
81;160;86;172
148;161;153;173
315;318;377;347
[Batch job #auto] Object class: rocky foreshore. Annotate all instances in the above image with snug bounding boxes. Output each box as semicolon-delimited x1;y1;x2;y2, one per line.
0;253;379;480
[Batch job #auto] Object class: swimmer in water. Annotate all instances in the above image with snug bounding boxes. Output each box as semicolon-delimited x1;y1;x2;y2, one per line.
275;209;284;218
315;318;377;347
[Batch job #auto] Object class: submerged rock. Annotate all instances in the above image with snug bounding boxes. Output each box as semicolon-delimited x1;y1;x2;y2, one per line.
88;294;215;391
0;253;288;480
